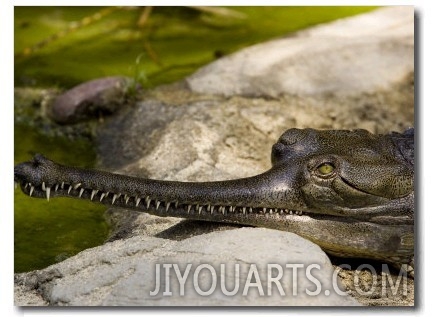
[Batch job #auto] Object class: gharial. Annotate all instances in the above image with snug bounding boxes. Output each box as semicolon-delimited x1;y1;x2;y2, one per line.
14;127;415;276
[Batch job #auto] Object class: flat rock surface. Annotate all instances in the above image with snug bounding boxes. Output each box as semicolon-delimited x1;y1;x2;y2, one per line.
186;6;413;98
15;228;359;306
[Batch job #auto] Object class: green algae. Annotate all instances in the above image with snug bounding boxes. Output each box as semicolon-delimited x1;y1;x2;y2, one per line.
15;6;376;88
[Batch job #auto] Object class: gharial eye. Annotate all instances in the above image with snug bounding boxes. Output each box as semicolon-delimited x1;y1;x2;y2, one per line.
316;163;335;176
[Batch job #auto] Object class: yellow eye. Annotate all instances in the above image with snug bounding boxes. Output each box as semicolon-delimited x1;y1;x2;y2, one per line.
317;163;335;176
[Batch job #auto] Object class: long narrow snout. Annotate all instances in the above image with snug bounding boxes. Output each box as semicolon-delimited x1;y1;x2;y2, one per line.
14;154;307;220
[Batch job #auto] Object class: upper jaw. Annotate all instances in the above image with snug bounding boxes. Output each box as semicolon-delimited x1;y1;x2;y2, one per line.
14;155;414;226
16;178;413;227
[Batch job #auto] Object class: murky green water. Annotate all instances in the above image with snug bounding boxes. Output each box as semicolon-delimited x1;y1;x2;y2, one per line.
14;6;376;88
14;6;377;273
14;124;109;273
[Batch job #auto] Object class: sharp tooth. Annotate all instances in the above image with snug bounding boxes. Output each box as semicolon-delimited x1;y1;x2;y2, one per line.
210;205;215;214
91;190;98;200
73;183;82;190
220;206;225;215
29;186;34;197
146;196;151;209
42;182;46;191
166;202;170;212
284;209;289;214
207;204;211;211
25;183;29;189
55;184;59;192
156;201;161;210
125;195;130;204
249;207;253;213
187;205;192;214
135;197;141;207
100;193;106;202
198;205;203;214
269;209;273;214
112;194;119;204
79;188;85;198
175;201;179;208
46;187;51;201
242;207;246;214
229;206;233;212
61;182;65;189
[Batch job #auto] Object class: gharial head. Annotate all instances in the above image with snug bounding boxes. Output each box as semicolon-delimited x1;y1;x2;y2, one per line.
267;128;414;224
14;128;414;225
14;127;414;265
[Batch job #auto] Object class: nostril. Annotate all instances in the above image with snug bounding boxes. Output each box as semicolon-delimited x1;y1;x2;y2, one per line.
32;154;46;166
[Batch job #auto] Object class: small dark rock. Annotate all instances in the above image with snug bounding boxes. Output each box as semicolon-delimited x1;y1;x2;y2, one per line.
50;76;139;124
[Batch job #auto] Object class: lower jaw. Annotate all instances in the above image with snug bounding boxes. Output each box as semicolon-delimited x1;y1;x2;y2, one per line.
18;184;414;263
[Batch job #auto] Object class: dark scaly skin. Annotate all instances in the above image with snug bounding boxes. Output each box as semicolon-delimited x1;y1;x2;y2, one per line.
14;128;414;275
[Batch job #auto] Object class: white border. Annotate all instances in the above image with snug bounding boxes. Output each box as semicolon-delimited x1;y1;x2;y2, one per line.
2;1;432;316
7;0;433;6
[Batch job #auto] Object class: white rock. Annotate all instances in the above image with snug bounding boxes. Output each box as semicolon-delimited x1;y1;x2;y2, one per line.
16;228;359;306
187;7;413;98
